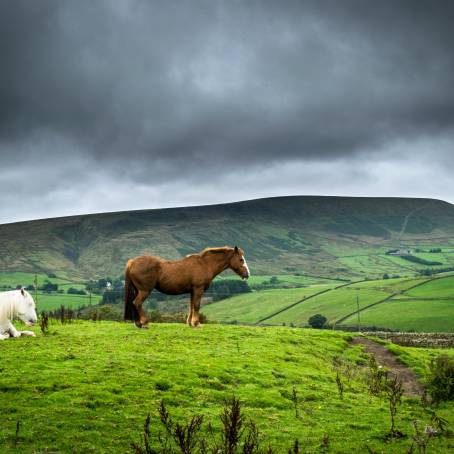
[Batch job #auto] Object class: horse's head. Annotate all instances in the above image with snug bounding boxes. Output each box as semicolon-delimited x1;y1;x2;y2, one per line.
17;288;37;326
229;246;251;280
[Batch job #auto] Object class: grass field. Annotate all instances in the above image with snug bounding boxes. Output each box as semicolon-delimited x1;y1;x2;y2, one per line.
0;272;84;289
203;275;454;332
0;272;99;311
1;322;453;453
202;285;335;323
338;276;454;332
342;299;454;332
220;273;342;287
402;276;454;299
35;292;101;311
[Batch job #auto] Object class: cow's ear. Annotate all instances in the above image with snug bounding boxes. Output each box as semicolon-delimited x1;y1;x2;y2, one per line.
234;246;238;253
21;288;25;296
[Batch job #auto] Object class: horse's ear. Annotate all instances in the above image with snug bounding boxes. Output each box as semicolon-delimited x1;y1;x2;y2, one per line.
234;246;238;253
21;288;25;296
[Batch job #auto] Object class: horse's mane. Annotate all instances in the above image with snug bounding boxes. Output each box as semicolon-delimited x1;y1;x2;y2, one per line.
197;246;234;257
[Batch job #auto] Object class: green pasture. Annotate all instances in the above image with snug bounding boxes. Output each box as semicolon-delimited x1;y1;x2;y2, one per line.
337;254;408;277
202;285;334;323
219;273;341;286
267;286;389;326
203;275;454;332
35;292;101;311
0;272;86;291
342;299;454;332
402;276;454;299
412;252;451;265
1;322;454;453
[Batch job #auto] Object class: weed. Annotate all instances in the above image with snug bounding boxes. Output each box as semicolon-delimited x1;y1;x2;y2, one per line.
287;439;299;454
384;374;404;439
132;397;304;453
14;421;20;448
291;386;299;418
408;420;437;454
335;371;344;399
320;433;330;452
368;355;387;396
40;311;49;335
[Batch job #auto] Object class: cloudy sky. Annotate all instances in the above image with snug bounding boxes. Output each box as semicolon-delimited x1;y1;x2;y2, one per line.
1;1;453;223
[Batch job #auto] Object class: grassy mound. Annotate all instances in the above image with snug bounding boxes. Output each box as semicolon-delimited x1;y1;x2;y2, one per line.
1;322;454;452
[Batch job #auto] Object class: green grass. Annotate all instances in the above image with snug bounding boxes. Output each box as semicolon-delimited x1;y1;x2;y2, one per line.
0;272;83;289
1;322;453;453
384;343;454;378
219;273;341;286
267;286;389;326
402;276;454;299
202;285;334;323
337;254;408;277
203;275;454;332
342;299;454;332
35;292;101;311
412;252;451;265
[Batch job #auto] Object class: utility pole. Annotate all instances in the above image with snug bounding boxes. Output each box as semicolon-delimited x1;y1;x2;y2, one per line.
34;274;39;306
356;292;361;333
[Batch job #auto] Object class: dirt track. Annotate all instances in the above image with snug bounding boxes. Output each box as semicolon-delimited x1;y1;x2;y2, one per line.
351;337;424;397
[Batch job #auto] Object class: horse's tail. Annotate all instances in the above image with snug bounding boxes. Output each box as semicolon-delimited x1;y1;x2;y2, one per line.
124;260;139;322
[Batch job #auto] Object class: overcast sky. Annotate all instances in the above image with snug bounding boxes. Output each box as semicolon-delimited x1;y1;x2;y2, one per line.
1;1;453;223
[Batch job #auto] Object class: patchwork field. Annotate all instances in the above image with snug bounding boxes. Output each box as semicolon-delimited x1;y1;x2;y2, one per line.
340;276;454;332
1;322;453;453
203;274;454;332
202;285;335;324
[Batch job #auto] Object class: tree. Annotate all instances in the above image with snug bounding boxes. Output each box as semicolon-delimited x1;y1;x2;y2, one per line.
308;314;327;329
40;280;58;293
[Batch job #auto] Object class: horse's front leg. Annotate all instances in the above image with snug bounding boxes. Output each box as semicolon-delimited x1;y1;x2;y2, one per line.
189;287;204;328
6;322;21;338
0;332;10;340
134;290;151;329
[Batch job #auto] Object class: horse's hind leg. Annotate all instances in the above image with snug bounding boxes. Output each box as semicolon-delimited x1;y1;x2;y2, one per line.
134;290;151;329
186;298;193;326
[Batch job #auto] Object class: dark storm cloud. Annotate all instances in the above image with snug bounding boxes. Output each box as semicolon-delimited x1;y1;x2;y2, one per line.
0;1;453;222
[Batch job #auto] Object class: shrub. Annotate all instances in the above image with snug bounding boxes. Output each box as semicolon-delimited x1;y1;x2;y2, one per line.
427;355;454;403
308;314;327;329
67;287;87;295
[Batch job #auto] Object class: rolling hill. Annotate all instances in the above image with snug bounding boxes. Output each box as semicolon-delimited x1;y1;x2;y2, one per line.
1;196;454;281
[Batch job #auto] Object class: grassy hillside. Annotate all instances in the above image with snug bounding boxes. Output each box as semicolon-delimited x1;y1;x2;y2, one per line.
1;196;454;280
1;322;453;453
203;274;454;332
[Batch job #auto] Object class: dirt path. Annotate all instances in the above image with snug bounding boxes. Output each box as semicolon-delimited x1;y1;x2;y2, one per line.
351;337;424;397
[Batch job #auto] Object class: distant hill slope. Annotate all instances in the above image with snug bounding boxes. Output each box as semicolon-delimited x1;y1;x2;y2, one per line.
1;196;454;279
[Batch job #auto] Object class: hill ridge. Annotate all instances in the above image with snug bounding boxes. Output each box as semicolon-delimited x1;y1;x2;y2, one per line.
1;195;454;279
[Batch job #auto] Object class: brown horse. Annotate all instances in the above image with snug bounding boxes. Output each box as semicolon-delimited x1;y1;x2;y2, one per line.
124;246;250;328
